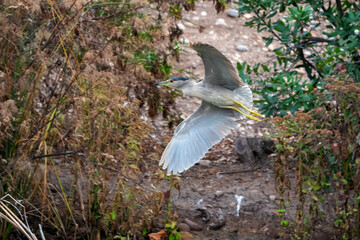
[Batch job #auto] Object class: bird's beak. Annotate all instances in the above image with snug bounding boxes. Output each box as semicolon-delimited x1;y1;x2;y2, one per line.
154;80;169;86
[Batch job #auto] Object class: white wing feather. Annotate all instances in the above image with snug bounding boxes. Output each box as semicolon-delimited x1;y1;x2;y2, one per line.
159;102;239;174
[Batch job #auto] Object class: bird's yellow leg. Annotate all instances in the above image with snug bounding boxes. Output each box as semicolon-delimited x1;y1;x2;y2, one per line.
235;101;264;118
230;107;262;121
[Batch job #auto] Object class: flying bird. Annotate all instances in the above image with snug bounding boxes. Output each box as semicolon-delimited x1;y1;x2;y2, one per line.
155;42;263;174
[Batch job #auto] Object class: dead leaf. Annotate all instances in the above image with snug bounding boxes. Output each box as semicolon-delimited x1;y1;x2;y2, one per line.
148;230;166;240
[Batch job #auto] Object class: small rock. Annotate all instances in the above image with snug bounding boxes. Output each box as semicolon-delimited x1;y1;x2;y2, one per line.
199;159;211;167
192;16;200;21
268;43;275;51
227;8;239;18
304;50;311;56
209;30;215;35
183;218;202;231
215;18;227;26
209;214;225;230
179;231;194;240
244;13;252;19
179;38;189;44
184;21;194;27
262;47;269;52
269;195;276;201
197;208;211;222
236;44;249;52
247;120;255;125
178;223;191;232
200;11;207;16
242;35;249;39
215;190;224;198
176;23;186;31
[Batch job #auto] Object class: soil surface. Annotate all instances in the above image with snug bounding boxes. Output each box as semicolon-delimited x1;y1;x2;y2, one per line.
153;2;282;239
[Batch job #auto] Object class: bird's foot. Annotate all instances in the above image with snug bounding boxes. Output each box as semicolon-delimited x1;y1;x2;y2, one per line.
245;113;262;121
235;101;264;119
230;107;261;121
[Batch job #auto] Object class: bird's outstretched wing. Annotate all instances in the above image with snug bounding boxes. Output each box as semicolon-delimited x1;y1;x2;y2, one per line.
159;101;239;174
191;42;243;90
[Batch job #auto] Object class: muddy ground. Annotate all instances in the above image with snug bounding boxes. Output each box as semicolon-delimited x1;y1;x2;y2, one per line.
152;1;283;239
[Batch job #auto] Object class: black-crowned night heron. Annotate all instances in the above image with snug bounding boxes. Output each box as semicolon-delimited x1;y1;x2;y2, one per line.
155;42;263;174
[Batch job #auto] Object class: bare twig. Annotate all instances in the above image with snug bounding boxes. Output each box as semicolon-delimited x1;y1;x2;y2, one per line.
32;151;79;159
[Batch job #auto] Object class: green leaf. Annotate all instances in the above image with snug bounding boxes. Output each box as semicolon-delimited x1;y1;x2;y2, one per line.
261;64;270;72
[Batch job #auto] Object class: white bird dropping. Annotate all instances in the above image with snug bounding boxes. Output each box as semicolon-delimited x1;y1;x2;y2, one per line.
235;195;244;216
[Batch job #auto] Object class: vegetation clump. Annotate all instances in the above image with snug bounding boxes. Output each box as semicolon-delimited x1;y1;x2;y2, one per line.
0;0;192;238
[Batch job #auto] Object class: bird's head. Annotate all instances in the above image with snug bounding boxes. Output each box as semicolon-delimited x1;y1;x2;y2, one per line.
154;77;190;90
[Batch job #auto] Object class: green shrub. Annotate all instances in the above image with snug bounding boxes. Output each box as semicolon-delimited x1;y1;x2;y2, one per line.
235;0;360;116
272;77;360;238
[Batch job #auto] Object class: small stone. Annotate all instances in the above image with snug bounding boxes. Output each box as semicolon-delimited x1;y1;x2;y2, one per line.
304;50;311;56
184;21;194;27
177;23;186;30
183;218;202;231
268;43;275;51
179;231;194;240
215;18;227;26
247;120;255;125
201;11;207;16
242;35;249;39
192;16;200;21
269;195;276;201
178;223;191;232
215;190;224;198
227;8;239;18
262;47;269;52
179;38;189;44
209;30;215;35
236;44;249;52
244;13;252;19
199;160;211;167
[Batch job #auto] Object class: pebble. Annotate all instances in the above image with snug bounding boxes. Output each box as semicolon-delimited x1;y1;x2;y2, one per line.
183;218;203;231
236;44;249;52
242;35;249;39
209;216;226;230
199;159;211;167
179;38;189;44
201;11;207;16
268;43;275;51
244;13;252;19
179;231;194;240
177;23;186;30
184;21;194;27
304;50;311;56
209;30;215;35
215;190;224;198
215;18;227;26
192;16;200;21
227;8;239;18
269;195;276;201
178;223;191;232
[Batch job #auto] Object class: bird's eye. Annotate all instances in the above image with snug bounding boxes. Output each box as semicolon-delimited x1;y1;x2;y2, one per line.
170;80;174;83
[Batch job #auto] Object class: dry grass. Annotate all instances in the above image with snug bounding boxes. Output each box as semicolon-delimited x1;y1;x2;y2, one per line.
0;0;191;238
